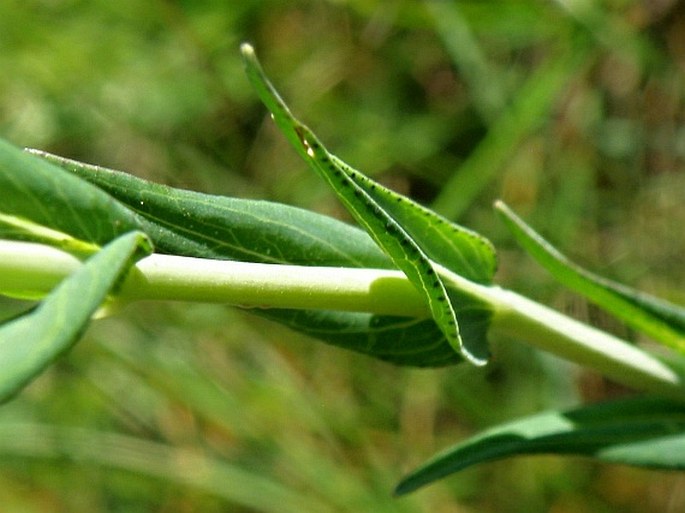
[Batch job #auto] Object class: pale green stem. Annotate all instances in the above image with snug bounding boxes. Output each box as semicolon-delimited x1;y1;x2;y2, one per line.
0;240;426;316
1;239;683;397
434;264;685;398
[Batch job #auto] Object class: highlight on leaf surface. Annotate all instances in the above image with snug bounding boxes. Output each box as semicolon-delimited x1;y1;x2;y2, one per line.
240;42;496;365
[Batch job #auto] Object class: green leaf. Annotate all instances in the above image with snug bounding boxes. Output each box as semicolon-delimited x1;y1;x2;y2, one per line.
0;138;144;252
29;149;392;269
267;311;458;367
495;200;685;353
241;43;496;365
395;396;685;495
0;231;152;402
32;150;462;367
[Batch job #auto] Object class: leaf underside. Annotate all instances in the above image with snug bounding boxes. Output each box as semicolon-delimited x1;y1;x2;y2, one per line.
396;396;685;495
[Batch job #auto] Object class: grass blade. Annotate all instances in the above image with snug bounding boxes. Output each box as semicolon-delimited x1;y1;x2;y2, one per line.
0;422;332;513
431;39;592;219
426;1;506;122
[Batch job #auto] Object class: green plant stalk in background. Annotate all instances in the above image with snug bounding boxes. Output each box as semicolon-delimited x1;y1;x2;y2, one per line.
1;237;680;397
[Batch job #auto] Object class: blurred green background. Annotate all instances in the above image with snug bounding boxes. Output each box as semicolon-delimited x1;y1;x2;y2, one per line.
1;0;685;511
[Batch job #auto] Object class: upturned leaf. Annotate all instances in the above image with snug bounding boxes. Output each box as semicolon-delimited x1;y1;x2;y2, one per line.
241;43;496;365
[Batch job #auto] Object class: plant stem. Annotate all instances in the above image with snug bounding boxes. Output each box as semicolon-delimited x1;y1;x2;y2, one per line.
123;253;425;317
0;240;427;316
435;265;685;397
2;239;683;396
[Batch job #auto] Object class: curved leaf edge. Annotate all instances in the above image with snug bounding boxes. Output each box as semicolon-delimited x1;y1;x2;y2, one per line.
395;395;685;495
240;42;494;365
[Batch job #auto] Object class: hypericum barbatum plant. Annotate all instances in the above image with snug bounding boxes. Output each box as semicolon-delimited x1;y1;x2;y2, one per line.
2;44;685;496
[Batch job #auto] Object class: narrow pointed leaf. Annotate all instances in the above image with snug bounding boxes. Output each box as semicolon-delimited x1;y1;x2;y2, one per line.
32;150;462;367
0;231;152;402
495;201;685;353
396;396;685;495
241;43;493;365
293;121;475;361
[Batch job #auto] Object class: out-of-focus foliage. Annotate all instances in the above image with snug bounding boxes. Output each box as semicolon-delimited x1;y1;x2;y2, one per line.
1;1;684;511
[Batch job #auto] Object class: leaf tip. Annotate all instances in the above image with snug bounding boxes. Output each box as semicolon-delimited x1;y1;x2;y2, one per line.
393;477;421;497
493;199;511;216
240;41;256;58
492;200;524;231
